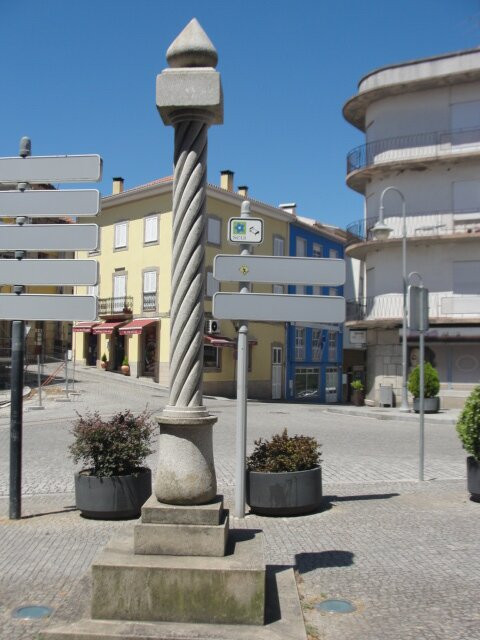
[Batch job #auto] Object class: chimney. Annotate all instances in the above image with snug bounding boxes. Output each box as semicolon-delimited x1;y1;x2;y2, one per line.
279;202;297;215
237;185;248;197
220;170;234;192
112;177;124;195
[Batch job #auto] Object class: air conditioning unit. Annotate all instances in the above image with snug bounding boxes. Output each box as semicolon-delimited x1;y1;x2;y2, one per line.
205;319;220;334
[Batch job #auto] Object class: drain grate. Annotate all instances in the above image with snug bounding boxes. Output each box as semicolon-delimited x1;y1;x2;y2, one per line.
12;605;53;620
315;599;356;614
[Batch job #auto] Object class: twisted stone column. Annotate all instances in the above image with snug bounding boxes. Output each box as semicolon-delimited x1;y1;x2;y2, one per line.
154;19;223;504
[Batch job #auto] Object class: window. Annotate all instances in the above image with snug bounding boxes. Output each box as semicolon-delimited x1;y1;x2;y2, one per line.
313;286;322;295
207;216;221;245
87;285;98;297
143;271;157;311
204;345;220;369
328;331;338;361
329;287;337;296
294;367;320;399
295;236;307;257
206;271;219;297
114;222;127;249
113;273;126;312
312;242;323;257
273;284;284;294
273;235;285;256
329;248;339;259
295;327;305;360
88;226;101;254
296;285;305;295
453;261;480;294
312;329;323;361
144;215;159;244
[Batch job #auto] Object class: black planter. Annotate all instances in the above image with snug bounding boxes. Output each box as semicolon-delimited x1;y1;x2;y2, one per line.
351;390;364;406
467;456;480;502
74;467;152;519
413;396;440;413
246;467;322;516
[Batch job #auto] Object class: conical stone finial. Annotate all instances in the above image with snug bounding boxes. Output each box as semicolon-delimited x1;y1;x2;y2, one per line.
166;18;218;69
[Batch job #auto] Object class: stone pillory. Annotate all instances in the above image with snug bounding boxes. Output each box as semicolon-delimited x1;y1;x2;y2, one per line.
154;18;224;506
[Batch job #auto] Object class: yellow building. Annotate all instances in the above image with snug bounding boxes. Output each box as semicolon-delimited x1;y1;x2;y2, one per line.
74;171;293;399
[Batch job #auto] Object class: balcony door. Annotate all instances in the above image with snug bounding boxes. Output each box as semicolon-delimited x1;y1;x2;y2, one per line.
113;274;126;313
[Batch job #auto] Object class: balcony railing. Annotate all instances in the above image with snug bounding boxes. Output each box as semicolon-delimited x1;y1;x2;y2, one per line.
98;296;133;316
347;126;480;175
346;209;480;246
142;292;157;312
347;294;480;323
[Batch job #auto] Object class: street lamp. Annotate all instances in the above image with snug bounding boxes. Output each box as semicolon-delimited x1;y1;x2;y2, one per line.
372;186;409;412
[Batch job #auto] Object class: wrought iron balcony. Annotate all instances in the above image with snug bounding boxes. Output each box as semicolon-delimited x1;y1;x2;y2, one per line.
347;126;480;176
345;209;480;247
98;296;133;317
347;294;480;324
142;292;157;312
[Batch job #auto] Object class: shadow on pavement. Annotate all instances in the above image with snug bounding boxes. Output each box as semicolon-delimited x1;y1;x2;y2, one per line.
324;492;400;503
20;505;77;519
295;550;355;573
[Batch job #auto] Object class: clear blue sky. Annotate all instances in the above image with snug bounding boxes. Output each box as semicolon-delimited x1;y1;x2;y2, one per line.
1;0;479;229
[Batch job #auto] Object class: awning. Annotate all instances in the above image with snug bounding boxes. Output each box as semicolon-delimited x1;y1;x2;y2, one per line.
204;335;258;347
119;318;158;335
204;334;235;348
92;321;125;335
72;322;99;333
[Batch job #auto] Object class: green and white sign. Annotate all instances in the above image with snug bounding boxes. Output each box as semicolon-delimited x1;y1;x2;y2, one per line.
228;217;264;244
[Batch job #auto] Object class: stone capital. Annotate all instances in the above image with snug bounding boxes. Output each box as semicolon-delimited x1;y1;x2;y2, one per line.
156;68;223;126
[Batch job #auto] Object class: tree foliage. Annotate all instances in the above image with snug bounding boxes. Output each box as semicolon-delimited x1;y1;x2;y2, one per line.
456;386;480;461
407;362;440;398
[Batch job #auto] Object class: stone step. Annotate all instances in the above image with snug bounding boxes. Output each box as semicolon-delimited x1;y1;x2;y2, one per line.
40;566;306;640
90;528;265;625
141;494;224;526
134;510;229;556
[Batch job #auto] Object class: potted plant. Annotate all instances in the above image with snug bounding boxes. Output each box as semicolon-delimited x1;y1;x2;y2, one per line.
100;353;108;370
246;429;322;516
408;362;440;413
121;356;130;376
70;409;154;519
456;386;480;502
350;379;364;406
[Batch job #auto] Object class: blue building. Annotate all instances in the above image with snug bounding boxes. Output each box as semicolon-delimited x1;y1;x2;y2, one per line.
285;216;345;403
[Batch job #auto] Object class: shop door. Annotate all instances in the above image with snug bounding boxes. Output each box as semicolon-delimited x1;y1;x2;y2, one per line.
272;346;282;399
87;333;97;366
113;334;125;370
325;366;338;403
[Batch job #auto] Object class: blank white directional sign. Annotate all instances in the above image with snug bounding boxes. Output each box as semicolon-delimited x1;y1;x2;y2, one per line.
0;224;98;251
214;255;345;285
0;155;102;183
213;292;345;323
0;295;96;321
0;189;100;217
0;259;97;286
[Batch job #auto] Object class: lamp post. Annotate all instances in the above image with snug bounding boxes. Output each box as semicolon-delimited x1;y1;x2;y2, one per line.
372;186;409;412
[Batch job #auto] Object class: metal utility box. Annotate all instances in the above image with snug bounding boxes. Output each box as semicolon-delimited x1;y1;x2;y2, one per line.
379;384;393;407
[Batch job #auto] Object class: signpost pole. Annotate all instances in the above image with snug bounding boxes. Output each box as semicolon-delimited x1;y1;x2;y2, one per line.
37;355;42;408
9;137;30;520
419;321;425;481
235;200;252;519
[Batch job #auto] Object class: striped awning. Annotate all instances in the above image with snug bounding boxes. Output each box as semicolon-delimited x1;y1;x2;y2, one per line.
92;321;125;335
204;334;235;348
72;322;99;333
119;319;158;335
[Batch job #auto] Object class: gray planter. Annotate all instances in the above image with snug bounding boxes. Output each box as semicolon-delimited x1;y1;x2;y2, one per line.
413;396;440;413
246;467;322;516
467;456;480;502
74;468;152;519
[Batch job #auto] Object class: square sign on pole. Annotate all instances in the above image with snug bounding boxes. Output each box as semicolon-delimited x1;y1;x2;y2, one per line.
228;217;264;244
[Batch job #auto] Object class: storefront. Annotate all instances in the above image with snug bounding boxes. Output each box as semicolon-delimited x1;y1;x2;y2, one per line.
92;321;126;371
118;318;159;378
72;322;100;366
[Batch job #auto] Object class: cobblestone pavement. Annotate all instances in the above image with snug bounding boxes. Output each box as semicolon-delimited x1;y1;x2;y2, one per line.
0;367;477;640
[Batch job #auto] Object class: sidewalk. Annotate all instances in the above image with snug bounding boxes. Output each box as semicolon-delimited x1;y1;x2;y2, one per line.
322;403;461;425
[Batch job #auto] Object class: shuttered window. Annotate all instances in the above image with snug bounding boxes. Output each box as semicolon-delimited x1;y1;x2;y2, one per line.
144;215;158;243
114;222;127;248
143;271;157;293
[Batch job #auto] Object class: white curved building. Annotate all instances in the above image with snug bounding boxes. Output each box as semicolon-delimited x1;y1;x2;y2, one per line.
344;47;480;408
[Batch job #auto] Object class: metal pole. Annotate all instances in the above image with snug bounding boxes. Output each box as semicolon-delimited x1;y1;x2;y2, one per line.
419;327;425;481
235;200;252;519
65;349;69;396
72;348;76;392
401;199;409;411
9;320;24;519
37;354;42;408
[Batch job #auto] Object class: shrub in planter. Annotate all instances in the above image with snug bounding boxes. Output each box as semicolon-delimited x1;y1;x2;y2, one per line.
121;356;130;376
70;409;155;518
101;353;108;369
456;386;480;502
350;379;364;406
246;429;322;516
408;362;440;413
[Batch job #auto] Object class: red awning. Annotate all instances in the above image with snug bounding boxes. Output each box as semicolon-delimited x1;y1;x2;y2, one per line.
92;321;125;335
72;322;99;333
204;334;235;348
119;318;158;335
